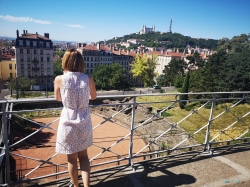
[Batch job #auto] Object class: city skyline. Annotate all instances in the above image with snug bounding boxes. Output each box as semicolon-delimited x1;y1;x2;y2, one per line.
0;0;250;43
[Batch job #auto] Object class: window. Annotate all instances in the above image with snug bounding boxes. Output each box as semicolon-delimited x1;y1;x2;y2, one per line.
47;57;50;62
20;49;23;54
40;50;43;55
41;64;44;69
28;64;30;69
28;71;31;77
34;50;36;54
84;57;86;61
46;42;50;48
41;57;43;62
87;57;89;61
33;41;37;47
27;57;30;62
9;64;12;69
27;49;30;54
19;40;23;46
21;57;24;62
21;64;24;69
39;42;43;48
26;40;30;47
91;57;93;61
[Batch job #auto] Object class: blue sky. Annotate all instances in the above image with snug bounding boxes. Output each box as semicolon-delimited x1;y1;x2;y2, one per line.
0;0;249;43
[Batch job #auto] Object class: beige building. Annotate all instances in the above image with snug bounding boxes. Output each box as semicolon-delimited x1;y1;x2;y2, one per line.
15;30;54;89
0;49;16;81
148;50;185;76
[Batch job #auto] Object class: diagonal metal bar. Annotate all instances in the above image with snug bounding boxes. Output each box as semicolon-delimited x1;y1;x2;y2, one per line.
210;111;250;142
16;152;59;181
92;105;130;130
91;143;122;157
133;101;210;156
11;152;67;168
6;117;59;151
12;113;56;131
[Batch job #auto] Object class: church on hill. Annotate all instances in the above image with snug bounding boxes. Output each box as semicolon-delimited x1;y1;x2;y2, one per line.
140;25;155;34
139;18;173;34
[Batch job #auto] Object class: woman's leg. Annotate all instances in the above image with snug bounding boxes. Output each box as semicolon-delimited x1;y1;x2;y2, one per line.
67;152;79;187
78;149;90;187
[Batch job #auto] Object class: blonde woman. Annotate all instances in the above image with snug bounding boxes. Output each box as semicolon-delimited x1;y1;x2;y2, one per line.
54;49;97;187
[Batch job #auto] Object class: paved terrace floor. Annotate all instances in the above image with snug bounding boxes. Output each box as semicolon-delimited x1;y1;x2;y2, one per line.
9;115;250;187
12;144;250;187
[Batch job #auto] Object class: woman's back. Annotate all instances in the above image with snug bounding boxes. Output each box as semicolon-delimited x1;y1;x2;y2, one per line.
61;72;90;110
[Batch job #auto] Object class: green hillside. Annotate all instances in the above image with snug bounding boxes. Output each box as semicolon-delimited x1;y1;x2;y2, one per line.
99;32;218;51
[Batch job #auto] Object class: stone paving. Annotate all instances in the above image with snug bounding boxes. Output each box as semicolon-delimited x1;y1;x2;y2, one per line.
11;143;250;187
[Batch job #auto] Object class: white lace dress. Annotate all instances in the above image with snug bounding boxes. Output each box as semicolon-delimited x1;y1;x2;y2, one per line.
56;72;93;154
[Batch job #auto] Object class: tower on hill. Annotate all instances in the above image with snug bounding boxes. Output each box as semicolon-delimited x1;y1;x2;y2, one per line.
167;17;172;33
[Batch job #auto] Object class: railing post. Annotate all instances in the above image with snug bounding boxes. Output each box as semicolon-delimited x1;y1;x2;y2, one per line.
129;96;136;170
2;103;11;186
204;94;215;153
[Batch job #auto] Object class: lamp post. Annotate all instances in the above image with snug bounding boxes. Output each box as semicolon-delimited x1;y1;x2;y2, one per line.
44;73;48;98
16;76;18;100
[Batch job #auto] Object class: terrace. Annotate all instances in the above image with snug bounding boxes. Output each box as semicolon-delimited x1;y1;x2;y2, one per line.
1;91;250;186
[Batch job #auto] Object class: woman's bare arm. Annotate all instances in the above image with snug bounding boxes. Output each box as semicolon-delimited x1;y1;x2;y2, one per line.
54;75;62;101
89;76;97;100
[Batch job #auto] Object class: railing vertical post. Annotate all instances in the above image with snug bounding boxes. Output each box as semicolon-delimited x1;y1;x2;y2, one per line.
2;103;11;186
204;94;215;153
129;96;136;170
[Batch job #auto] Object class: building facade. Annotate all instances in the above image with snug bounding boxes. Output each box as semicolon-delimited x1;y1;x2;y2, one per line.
15;30;54;89
77;43;143;87
140;25;155;34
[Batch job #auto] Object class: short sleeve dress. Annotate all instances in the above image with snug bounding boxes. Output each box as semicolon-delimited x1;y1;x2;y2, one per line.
56;72;93;154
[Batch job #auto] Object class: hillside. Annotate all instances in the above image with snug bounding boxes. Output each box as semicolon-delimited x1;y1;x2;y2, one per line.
99;32;218;51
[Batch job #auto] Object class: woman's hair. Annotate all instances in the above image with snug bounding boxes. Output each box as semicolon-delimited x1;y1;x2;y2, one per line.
62;49;85;73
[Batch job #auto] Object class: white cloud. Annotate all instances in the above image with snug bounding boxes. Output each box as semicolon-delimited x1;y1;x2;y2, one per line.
66;24;85;28
0;15;52;24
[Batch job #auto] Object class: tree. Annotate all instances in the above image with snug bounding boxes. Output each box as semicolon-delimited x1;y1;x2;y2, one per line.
9;77;36;95
179;71;190;109
130;54;157;87
54;58;63;77
186;51;205;68
174;75;184;89
162;58;187;86
92;63;127;90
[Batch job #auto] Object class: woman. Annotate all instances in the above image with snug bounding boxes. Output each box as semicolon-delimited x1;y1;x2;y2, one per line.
54;49;97;187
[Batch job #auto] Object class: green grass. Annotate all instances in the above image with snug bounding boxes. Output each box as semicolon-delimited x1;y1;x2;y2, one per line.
137;95;250;144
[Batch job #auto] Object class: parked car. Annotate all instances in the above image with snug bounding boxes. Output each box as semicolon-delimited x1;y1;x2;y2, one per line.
153;85;161;89
30;85;41;91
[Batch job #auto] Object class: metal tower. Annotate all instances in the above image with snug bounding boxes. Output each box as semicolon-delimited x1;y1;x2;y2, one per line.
168;17;172;33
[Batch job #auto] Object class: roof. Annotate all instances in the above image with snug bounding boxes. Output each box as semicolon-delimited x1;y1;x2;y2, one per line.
19;33;50;40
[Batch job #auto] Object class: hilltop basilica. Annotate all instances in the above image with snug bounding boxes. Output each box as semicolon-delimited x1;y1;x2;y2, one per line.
139;18;172;34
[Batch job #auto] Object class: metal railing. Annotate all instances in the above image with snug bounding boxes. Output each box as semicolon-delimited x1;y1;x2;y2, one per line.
0;91;250;186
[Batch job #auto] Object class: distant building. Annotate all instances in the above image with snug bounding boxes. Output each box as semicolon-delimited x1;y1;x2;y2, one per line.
0;48;16;82
15;30;54;89
140;25;155;34
76;43;143;87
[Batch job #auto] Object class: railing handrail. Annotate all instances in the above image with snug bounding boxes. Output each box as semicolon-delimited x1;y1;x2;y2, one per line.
0;91;250;186
0;91;250;104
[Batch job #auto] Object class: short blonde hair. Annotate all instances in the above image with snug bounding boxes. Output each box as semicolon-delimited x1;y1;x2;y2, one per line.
62;49;85;73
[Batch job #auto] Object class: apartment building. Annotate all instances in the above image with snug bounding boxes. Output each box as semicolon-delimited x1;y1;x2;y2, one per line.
148;50;185;76
77;43;143;87
15;30;54;89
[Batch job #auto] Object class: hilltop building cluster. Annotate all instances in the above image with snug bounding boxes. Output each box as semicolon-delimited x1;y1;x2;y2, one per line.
0;29;215;89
